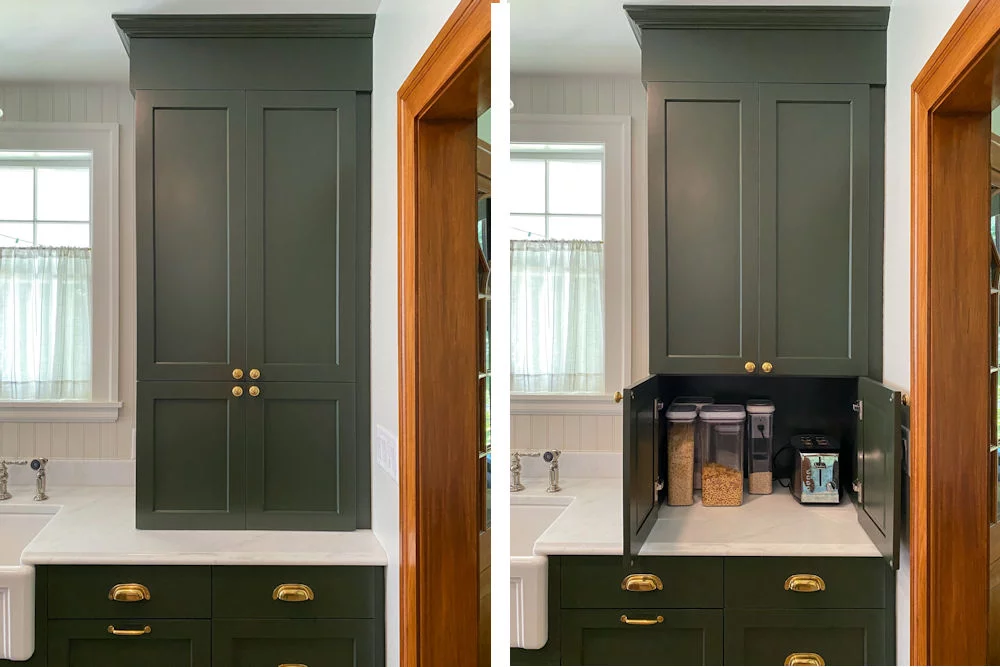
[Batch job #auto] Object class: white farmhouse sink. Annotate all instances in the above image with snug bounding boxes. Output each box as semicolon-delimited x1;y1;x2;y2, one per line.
510;499;568;650
0;505;56;661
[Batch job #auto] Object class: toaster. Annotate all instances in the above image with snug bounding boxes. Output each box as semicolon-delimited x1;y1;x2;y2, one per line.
790;434;841;504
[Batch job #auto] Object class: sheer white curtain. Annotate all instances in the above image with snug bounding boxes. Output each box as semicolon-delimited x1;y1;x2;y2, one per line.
511;239;604;393
0;247;92;400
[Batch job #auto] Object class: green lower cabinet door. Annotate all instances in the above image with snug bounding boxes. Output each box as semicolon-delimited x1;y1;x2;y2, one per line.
213;619;376;667
561;609;723;666
724;609;885;666
48;619;210;667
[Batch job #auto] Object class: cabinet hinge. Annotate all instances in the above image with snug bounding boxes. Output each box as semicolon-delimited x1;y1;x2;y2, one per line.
853;400;863;421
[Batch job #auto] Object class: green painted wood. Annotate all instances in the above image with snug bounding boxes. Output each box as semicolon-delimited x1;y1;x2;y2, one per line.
212;619;376;667
647;83;759;374
857;378;903;569
47;566;211;619
724;609;886;666
562;556;723;609
868;86;886;380
510;556;561;665
244;383;357;530
562;609;723;666
113;14;375;43
758;84;870;377
48;619;210;667
723;557;886;609
135;382;246;530
211;566;376;619
135;90;246;382
354;92;373;530
624;376;664;568
624;6;890;31
245;91;357;383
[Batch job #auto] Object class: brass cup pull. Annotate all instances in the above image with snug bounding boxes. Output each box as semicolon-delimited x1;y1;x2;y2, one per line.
279;664;308;667
107;625;151;636
613;391;623;404
785;652;825;666
273;583;314;602
249;385;260;397
762;361;774;374
108;583;151;603
621;573;664;592
745;361;756;373
232;386;244;398
620;614;664;626
784;574;826;593
232;368;244;380
249;368;261;380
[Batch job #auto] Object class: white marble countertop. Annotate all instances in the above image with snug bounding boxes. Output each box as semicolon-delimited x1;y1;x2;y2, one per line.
4;486;388;566
517;477;881;558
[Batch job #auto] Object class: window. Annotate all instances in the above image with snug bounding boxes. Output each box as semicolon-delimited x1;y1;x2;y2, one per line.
0;123;120;420
510;116;630;408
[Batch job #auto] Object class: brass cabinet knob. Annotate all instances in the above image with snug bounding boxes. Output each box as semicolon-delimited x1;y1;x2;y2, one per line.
272;583;314;602
785;653;825;666
613;391;623;404
249;368;261;380
107;625;151;636
620;614;664;626
232;368;244;380
762;361;774;374
745;361;756;373
621;573;664;592
108;583;151;603
784;574;826;593
232;386;243;398
249;386;260;397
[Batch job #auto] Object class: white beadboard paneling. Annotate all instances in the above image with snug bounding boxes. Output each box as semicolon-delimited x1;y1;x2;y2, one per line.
579;415;599;451
512;415;532;451
546;416;564;451
563;415;582;451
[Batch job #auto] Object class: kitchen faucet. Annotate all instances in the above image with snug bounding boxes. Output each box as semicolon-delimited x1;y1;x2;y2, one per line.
544;450;562;493
0;458;49;501
510;450;540;492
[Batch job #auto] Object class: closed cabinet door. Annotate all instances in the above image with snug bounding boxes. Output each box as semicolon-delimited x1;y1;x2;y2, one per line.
136;90;247;382
647;82;759;374
135;382;246;529
724;609;885;665
244;382;356;530
757;84;870;377
246;91;358;383
212;619;375;667
856;378;903;569
48;620;210;667
561;609;723;665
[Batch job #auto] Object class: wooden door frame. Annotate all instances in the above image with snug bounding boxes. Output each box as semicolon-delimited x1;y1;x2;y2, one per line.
911;0;1000;663
397;1;492;665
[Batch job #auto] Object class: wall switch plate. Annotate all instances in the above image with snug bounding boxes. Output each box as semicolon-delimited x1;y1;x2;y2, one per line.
376;425;399;484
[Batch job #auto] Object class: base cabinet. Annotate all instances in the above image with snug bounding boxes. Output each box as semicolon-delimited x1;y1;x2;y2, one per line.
48;620;211;667
213;619;376;667
561;609;722;666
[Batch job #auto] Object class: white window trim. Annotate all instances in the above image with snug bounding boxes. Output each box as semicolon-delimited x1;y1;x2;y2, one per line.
511;113;631;416
0;122;121;423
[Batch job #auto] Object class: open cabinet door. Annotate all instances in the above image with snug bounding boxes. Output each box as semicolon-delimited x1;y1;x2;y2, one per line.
856;377;903;569
623;376;664;570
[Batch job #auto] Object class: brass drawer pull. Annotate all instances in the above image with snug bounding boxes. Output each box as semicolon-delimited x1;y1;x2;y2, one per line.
784;574;826;593
272;583;314;602
279;664;308;667
108;583;151;603
107;625;151;636
621;573;664;592
785;652;825;666
619;614;664;626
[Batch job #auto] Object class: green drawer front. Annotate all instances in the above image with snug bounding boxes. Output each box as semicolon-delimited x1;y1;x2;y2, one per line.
48;619;211;667
212;566;377;619
724;609;886;666
561;556;723;609
724;557;885;609
47;566;211;619
212;619;376;667
562;609;723;665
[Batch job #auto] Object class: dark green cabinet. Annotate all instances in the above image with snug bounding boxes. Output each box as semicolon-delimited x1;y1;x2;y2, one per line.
561;609;723;666
724;609;885;666
856;379;903;569
48;620;211;667
213;619;375;667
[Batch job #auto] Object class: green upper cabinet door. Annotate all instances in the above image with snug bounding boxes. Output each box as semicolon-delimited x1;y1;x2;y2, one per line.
562;609;723;666
48;619;211;667
757;84;870;377
244;382;356;530
136;90;246;382
246;91;357;383
648;82;759;375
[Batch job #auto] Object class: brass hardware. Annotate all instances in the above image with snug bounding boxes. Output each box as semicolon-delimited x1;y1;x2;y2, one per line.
232;386;244;398
784;574;826;593
901;392;910;407
762;361;773;374
785;652;825;666
107;625;151;636
272;583;314;602
232;368;244;380
619;614;664;626
278;665;308;667
613;391;623;404
249;368;261;380
745;361;756;373
108;583;151;603
249;385;260;397
621;574;664;592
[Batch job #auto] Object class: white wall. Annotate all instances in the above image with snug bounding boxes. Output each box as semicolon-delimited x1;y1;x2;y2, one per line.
370;2;462;664
0;83;135;461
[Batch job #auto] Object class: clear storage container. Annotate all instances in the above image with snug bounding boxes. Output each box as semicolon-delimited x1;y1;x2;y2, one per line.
746;400;775;495
698;405;746;507
666;403;698;505
672;396;714;490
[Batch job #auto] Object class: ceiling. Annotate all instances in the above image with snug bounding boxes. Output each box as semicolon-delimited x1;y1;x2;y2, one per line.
511;0;892;76
0;0;382;83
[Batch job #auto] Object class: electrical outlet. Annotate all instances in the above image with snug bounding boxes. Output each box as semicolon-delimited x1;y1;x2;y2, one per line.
376;425;399;484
